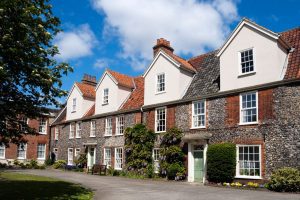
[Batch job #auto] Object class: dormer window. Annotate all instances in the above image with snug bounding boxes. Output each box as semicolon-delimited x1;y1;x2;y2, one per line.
72;98;76;112
103;88;109;105
240;49;254;74
156;73;165;93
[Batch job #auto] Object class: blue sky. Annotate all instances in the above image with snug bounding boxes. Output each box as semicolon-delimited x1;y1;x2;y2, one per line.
51;0;300;98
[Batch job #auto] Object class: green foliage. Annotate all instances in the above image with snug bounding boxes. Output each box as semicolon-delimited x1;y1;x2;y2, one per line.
13;159;20;166
124;124;156;177
44;158;53;166
74;153;87;168
207;143;236;183
53;160;66;169
266;167;300;192
0;163;7;168
29;159;38;168
0;0;73;145
159;127;186;180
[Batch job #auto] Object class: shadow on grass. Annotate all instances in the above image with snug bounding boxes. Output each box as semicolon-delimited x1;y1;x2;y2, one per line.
0;176;93;200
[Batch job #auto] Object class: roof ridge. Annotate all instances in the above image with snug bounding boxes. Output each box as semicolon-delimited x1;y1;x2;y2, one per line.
279;26;300;34
188;50;218;62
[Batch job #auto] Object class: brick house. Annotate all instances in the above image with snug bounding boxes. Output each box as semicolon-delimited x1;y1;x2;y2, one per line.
0;113;57;164
51;18;300;182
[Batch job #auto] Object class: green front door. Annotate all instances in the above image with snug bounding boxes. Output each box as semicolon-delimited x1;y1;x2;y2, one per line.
194;151;204;182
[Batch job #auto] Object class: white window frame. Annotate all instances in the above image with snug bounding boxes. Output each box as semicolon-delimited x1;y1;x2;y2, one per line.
72;98;76;112
156;73;166;93
39;119;47;134
191;100;206;128
240;91;258;125
114;147;123;170
0;144;5;159
102;88;109;105
75;148;81;158
239;48;255;76
116;116;125;135
69;123;75;139
103;148;111;167
54;127;59;140
76;122;82;138
155;107;166;133
17;143;27;159
153;148;160;173
90;120;96;137
236;144;262;179
37;144;46;160
105;118;112;136
20;117;28;132
68;148;74;165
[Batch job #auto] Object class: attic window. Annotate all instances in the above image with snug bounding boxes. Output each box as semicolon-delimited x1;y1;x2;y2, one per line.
156;73;165;93
240;49;254;74
72;98;76;112
103;88;109;105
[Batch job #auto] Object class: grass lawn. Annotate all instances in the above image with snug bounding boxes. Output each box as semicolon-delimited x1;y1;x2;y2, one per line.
0;171;93;200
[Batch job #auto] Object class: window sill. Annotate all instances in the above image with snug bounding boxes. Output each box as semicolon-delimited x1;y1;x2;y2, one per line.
239;122;258;126
114;168;122;170
89;136;96;138
71;111;76;113
155;131;166;134
115;134;123;136
190;127;206;130
235;176;262;180
75;137;81;139
69;137;74;139
39;133;47;135
37;158;45;160
102;103;109;106
238;71;256;78
104;135;112;137
155;91;166;95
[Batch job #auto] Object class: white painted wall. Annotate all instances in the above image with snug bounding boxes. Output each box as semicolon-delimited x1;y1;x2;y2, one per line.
220;25;288;91
66;85;95;121
144;54;194;106
95;74;131;115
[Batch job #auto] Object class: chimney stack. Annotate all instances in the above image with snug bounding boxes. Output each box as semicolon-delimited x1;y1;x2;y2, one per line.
82;74;97;86
153;38;174;57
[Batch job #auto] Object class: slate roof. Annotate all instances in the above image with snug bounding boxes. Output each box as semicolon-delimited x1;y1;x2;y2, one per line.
120;76;144;111
183;50;220;99
75;82;96;99
281;27;300;79
107;69;135;88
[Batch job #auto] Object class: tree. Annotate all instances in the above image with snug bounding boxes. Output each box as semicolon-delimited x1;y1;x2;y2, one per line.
0;0;72;145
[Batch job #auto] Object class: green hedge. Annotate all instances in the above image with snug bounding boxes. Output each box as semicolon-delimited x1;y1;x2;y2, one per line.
266;167;300;192
207;143;236;183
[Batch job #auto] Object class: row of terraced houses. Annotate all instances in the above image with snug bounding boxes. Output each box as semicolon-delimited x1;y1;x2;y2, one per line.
1;18;299;183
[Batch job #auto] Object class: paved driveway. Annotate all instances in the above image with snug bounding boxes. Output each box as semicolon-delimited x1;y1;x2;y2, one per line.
18;170;299;200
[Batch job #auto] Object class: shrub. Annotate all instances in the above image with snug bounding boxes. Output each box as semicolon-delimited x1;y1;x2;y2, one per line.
266;167;300;192
247;182;259;188
53;160;67;169
124;124;156;177
29;159;38;168
107;167;115;176
39;164;46;170
19;162;27;169
0;163;7;168
44;158;53;166
112;170;120;176
13;159;20;166
159;127;186;180
207;143;236;183
74;153;87;168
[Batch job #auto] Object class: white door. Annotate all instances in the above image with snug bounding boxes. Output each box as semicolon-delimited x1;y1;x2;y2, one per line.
68;148;73;165
87;147;96;168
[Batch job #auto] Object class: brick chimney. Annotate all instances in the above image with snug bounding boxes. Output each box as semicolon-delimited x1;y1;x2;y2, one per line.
153;38;174;57
81;74;97;86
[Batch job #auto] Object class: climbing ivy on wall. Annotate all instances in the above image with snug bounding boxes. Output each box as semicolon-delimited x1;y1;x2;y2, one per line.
159;127;186;180
124;124;156;177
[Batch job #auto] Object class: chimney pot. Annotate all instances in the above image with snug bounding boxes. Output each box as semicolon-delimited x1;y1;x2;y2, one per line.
82;74;97;86
153;38;174;57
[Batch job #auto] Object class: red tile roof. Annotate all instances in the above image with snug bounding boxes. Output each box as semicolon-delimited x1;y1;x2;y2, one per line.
163;50;197;73
83;103;95;118
281;27;300;79
107;69;135;88
120;76;144;111
75;82;96;99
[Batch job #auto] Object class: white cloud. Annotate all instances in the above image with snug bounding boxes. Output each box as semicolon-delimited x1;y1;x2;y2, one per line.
92;0;239;71
93;58;110;69
55;24;97;60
